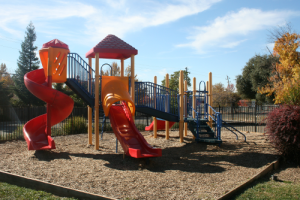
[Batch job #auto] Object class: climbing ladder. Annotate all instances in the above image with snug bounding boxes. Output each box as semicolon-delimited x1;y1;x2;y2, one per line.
184;82;222;144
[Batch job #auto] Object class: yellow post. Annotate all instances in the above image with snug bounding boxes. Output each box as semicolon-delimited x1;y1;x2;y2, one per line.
46;48;53;137
88;57;92;145
94;53;100;150
179;70;184;143
153;76;157;138
131;55;135;121
192;77;196;140
165;73;169;140
121;58;124;77
184;80;188;137
208;72;213;128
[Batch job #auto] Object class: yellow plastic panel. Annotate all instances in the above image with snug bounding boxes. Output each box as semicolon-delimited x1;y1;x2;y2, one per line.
101;76;135;116
39;47;70;83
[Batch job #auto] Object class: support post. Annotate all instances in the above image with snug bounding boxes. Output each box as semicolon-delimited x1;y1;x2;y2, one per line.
192;77;196;119
184;80;188;137
208;72;213;128
165;73;169;140
46;48;53;136
88;57;92;145
131;55;135;121
121;58;124;77
153;76;157;138
94;53;100;150
179;70;184;143
192;77;196;139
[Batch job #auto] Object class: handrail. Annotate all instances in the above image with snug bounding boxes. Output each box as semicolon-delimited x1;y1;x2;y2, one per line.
135;81;179;116
222;120;247;142
207;104;222;141
67;53;95;97
198;81;207;92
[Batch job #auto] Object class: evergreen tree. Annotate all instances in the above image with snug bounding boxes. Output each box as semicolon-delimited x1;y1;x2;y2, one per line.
13;22;44;106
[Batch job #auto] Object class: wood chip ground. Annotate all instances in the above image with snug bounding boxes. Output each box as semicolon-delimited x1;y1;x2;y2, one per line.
0;131;281;199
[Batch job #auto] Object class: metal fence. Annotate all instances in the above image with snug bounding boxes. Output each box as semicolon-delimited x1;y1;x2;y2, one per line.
214;104;279;133
0;105;278;142
0;106;179;142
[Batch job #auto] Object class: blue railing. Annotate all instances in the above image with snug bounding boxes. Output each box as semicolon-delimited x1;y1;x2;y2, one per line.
207;104;222;141
67;53;95;97
184;83;222;140
185;90;208;120
222;120;247;141
135;82;179;116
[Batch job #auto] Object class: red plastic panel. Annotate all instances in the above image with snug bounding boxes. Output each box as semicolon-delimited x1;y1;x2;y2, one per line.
109;102;162;158
145;119;176;131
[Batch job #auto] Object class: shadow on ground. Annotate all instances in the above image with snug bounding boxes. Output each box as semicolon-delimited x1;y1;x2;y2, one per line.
32;139;277;174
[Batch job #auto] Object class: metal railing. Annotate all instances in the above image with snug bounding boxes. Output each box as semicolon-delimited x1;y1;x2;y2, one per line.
67;53;95;97
135;82;179;116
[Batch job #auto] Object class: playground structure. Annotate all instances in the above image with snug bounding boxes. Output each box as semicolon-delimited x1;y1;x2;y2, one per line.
23;34;245;158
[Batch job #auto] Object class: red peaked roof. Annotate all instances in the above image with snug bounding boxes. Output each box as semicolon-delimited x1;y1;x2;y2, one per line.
42;39;69;50
85;34;138;59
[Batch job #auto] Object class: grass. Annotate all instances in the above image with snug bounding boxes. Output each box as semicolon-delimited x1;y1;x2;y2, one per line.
234;175;300;200
0;181;77;200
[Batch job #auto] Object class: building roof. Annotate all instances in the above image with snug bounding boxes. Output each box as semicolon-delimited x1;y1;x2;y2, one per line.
85;34;138;59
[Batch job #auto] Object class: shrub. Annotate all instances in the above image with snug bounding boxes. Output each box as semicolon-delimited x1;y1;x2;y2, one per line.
0;124;24;141
63;116;87;135
265;105;300;164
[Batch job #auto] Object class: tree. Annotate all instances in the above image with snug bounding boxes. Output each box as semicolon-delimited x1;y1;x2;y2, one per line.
161;70;191;92
12;22;44;106
258;32;300;105
101;62;120;76
212;83;240;107
101;62;139;81
236;54;278;104
125;65;139;82
0;63;14;105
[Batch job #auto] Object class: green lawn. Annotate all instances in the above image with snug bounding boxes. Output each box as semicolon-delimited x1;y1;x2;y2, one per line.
0;181;77;200
234;176;300;200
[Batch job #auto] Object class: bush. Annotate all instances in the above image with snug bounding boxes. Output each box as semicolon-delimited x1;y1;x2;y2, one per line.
63;116;87;135
265;105;300;164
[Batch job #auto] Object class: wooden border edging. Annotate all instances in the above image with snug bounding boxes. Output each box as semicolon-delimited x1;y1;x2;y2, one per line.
0;170;117;200
217;159;280;200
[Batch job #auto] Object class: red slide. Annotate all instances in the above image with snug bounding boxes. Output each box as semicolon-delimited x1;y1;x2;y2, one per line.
109;102;162;158
23;69;74;150
145;119;175;131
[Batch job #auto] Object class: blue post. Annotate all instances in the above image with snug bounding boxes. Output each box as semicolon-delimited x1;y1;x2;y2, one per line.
217;113;222;141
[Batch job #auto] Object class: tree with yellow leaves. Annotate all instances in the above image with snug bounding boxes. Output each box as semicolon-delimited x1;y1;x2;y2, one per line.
258;32;300;105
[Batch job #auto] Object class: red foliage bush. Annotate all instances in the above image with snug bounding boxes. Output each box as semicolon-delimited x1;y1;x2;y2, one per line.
265;105;300;164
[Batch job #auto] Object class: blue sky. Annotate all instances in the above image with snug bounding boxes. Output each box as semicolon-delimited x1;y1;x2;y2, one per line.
0;0;299;89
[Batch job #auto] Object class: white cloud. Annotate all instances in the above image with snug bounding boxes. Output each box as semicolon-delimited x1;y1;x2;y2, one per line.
0;1;96;37
177;8;298;53
84;0;222;42
0;0;222;43
220;39;247;48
